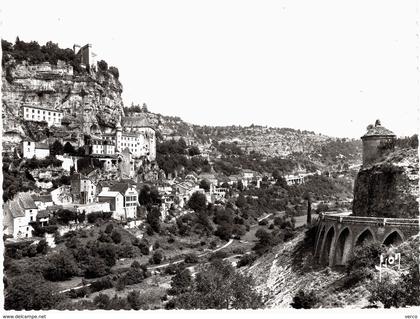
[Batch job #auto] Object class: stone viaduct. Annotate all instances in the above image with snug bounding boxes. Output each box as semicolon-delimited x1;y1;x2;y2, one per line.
314;212;419;267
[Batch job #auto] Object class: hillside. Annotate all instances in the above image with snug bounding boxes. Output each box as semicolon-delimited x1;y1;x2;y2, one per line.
244;228;419;308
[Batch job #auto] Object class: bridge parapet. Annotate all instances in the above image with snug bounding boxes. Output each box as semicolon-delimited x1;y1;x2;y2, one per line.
320;213;419;227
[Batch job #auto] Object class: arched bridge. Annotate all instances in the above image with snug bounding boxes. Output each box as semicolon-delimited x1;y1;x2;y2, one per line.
314;212;419;267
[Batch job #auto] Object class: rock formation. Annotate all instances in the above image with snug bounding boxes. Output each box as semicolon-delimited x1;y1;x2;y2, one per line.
352;148;419;218
2;59;124;139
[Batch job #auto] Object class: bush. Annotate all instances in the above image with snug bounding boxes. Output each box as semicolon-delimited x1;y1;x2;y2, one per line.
150;250;164;265
111;230;122;244
90;277;114;292
108;66;119;79
104;223;114;234
290;289;319;309
237;253;258;268
84;256;110;278
258;219;268;226
97;60;108;72
87;211;112;223
43;251;79;281
184;253;199;264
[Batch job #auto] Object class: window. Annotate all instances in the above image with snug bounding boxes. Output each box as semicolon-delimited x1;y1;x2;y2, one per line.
48;112;51;115
38;110;40;114
32;109;35;113
30;216;33;221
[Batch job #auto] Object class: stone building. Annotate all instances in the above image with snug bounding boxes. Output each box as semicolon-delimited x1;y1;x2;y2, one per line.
22;105;63;127
22;140;50;159
74;43;98;71
3;193;39;238
361;119;396;165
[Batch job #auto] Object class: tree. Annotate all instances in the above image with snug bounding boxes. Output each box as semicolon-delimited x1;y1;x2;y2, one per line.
168;268;193;295
146;206;161;233
139;185;161;206
199;179;210;192
97;60;108;72
63;142;75;155
237;180;244;191
50;140;64;156
5;274;61;310
188;192;207;212
111;230;122;244
84;256;110;278
43;250;79;281
127;290;142;310
303;192;312;225
142;103;148;112
236;194;246;208
168;260;262;309
109;66;119;79
150;250;164;265
188;146;201;156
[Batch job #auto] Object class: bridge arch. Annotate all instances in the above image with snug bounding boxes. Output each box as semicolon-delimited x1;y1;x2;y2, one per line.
334;227;353;265
383;229;404;247
320;226;335;266
354;227;376;247
314;225;326;258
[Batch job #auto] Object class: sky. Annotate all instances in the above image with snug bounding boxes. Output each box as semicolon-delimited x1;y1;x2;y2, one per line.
1;0;419;138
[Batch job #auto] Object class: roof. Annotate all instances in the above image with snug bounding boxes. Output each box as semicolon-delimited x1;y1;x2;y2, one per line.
362;121;396;139
110;182;136;195
18;193;38;209
98;191;122;198
35;143;50;150
3;193;38;218
33;195;53;203
22;105;63;113
37;210;50;218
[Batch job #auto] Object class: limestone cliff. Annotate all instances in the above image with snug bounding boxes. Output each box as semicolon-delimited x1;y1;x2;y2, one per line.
2;59;123;141
352;148;419;218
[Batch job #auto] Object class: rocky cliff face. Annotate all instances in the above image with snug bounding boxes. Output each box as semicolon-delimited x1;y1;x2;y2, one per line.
2;59;123;139
352;148;419;218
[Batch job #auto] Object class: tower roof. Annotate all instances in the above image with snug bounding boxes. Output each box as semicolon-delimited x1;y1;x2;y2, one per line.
361;120;395;139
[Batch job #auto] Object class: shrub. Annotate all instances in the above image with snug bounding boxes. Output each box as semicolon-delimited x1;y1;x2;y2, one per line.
108;66;119;79
150;250;164;265
43;251;79;281
258;219;268;226
291;289;319;309
237;253;258;268
90;277;114;292
184;253;199;264
104;223;114;234
97;60;108;72
111;230;122;244
84;256;110;278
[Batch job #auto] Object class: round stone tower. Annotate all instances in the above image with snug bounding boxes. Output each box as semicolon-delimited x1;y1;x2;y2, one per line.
361;119;396;165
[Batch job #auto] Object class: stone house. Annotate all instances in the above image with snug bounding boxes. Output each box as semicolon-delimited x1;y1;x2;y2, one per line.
3;193;39;238
70;173;97;204
22;140;50;159
97;182;139;220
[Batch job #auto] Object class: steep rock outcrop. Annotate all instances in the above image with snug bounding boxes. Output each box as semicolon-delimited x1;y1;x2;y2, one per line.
2;59;123;138
352;148;419;218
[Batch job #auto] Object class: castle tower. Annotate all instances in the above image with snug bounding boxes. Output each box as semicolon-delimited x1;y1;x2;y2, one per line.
361;119;396;165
